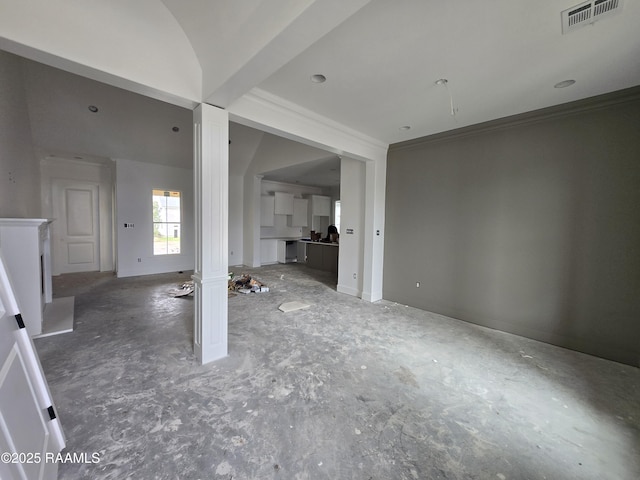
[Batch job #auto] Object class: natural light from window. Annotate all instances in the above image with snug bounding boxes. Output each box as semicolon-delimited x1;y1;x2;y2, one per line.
334;200;341;233
153;189;181;255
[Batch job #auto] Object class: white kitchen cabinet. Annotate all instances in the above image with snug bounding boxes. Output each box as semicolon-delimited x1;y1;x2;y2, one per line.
260;196;275;226
274;192;294;215
307;195;331;234
288;198;308;227
260;239;278;265
310;195;331;216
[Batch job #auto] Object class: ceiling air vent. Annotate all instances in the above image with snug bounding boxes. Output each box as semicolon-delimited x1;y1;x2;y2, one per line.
561;0;623;34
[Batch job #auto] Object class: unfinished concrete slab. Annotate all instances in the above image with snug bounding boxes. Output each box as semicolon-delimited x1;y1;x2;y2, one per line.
34;264;639;480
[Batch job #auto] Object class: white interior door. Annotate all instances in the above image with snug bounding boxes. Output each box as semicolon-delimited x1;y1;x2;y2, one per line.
0;251;65;480
52;180;100;274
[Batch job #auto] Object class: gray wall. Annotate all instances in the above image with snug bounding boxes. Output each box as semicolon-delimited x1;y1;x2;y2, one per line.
0;51;40;217
384;90;640;366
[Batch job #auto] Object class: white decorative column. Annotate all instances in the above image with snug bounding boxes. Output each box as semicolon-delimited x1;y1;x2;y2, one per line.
193;104;229;364
362;157;387;302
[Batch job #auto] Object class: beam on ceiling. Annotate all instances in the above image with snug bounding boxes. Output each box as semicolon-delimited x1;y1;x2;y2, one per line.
203;0;372;107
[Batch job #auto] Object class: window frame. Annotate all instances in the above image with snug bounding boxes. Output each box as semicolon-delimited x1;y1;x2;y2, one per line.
152;189;182;256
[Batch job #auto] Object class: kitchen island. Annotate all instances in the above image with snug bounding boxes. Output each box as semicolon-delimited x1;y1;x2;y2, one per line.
298;240;338;274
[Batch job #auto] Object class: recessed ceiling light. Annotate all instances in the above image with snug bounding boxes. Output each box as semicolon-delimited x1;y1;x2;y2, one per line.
554;79;576;88
88;105;98;113
310;74;326;83
435;79;448;86
172;126;180;132
399;125;411;131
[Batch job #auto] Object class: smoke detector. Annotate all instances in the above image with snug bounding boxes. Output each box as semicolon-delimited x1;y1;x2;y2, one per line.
562;0;624;34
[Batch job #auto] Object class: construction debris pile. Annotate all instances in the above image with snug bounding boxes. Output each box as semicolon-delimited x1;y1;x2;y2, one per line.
168;280;195;297
229;274;269;294
169;273;269;298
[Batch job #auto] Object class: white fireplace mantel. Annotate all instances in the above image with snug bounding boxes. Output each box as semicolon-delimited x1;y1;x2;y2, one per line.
0;218;54;337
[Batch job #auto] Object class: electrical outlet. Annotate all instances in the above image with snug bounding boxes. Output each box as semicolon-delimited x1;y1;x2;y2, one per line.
137;258;142;263
353;273;357;279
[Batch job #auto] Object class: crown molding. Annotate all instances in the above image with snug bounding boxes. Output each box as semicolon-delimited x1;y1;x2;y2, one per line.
390;85;640;152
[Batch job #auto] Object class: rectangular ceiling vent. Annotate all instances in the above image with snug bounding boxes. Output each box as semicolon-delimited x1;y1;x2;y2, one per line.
562;0;623;34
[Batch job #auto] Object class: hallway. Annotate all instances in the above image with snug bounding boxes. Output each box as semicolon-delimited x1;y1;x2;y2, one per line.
35;264;639;480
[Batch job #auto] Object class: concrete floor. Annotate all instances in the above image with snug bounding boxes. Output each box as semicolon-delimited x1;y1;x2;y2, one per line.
35;264;639;480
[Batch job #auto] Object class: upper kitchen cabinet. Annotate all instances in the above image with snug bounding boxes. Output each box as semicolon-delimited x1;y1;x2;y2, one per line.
288;198;308;227
260;195;275;226
274;192;294;215
307;195;332;234
309;195;331;216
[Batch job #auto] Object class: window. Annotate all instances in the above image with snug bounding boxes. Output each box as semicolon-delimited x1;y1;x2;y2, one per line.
153;190;181;255
334;200;341;234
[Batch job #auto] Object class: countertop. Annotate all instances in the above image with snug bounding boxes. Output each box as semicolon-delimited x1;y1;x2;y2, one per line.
298;239;339;247
260;237;339;247
260;237;305;241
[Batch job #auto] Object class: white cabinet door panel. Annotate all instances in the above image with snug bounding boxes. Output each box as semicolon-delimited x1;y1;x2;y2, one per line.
274;192;294;215
290;198;308;227
260;196;275;226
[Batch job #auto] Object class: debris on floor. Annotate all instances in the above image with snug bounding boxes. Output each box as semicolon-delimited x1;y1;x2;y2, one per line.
229;274;269;294
169;274;269;298
168;280;195;297
278;301;310;312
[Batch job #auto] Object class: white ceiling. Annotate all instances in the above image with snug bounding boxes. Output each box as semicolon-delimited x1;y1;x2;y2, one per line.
18;55;340;181
255;0;640;144
6;0;640;184
22;59;193;168
158;0;640;144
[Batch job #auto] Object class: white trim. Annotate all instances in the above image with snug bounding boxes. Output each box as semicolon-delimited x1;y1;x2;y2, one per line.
337;284;361;297
228;88;388;163
361;158;386;303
